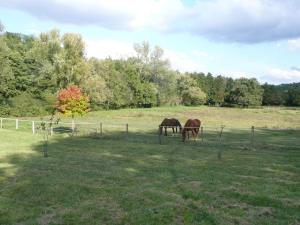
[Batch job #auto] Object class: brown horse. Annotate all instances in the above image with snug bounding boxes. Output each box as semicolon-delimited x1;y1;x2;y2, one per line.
182;119;201;142
160;118;182;136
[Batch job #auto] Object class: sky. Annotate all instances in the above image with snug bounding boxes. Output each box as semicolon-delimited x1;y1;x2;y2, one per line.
0;0;300;84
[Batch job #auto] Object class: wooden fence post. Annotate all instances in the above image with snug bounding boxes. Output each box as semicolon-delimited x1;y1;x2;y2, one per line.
250;126;254;148
201;126;204;142
125;123;128;139
158;126;162;144
71;120;75;135
0;118;2;129
32;121;35;134
16;119;19;130
99;123;103;136
43;131;48;157
218;125;225;160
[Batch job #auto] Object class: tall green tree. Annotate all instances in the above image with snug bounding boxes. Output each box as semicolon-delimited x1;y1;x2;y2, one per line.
211;75;227;106
58;33;89;87
262;84;286;105
226;78;263;107
82;58;111;109
3;33;36;93
28;29;62;94
287;85;300;106
177;76;206;106
132;42;178;106
0;34;15;101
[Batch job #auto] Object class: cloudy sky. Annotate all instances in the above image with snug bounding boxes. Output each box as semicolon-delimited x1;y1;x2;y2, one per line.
0;0;300;84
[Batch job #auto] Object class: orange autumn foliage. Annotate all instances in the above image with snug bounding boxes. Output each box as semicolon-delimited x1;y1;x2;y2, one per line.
57;85;90;118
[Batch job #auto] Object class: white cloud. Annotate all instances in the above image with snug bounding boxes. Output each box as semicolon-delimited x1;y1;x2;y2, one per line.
2;0;300;43
85;38;207;72
191;50;209;58
0;0;185;31
164;49;207;72
263;68;300;84
287;38;300;50
85;39;135;59
188;0;300;42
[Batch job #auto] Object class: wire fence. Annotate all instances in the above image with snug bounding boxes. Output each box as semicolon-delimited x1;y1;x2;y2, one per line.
1;117;299;146
1;117;299;159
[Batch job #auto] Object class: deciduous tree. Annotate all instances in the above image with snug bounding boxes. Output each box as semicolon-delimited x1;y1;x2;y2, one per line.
57;85;90;120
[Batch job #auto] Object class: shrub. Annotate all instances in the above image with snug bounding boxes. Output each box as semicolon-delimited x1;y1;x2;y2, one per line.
57;85;90;118
8;93;48;117
181;87;207;106
0;104;10;116
40;91;57;113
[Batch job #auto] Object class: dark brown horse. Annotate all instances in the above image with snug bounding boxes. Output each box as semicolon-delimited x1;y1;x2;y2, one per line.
182;119;201;142
160;118;182;136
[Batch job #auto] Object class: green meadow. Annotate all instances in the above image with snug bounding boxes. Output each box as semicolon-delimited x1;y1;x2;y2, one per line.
0;106;300;225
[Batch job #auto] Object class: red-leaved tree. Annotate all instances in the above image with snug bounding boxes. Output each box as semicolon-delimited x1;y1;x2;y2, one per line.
57;85;90;122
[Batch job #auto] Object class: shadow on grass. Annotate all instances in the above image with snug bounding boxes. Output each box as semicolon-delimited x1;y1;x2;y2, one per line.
0;129;300;225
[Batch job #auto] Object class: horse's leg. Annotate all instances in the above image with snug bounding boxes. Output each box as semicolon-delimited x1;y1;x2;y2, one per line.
165;127;167;136
193;129;197;142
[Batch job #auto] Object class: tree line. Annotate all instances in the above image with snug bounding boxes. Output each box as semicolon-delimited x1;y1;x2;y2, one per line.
0;28;299;117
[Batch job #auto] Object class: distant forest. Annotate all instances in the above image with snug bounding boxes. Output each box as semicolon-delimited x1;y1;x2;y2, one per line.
0;28;299;117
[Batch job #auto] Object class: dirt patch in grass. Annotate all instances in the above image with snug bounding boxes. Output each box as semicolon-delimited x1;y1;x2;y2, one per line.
176;180;202;193
256;207;273;217
280;198;300;208
60;197;125;224
37;212;61;225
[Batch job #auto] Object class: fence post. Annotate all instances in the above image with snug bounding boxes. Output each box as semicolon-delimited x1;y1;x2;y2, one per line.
16;119;19;130
100;123;103;136
50;126;53;136
125;123;128;139
158;126;162;144
71;120;75;135
201;126;204;142
218;125;225;160
32;121;35;134
250;126;255;148
43;131;48;157
0;118;2;129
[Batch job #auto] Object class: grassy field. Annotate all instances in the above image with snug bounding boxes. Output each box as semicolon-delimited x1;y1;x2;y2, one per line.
0;106;300;224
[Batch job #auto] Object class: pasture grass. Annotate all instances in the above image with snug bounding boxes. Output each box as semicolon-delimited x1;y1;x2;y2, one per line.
4;105;300;131
0;106;300;224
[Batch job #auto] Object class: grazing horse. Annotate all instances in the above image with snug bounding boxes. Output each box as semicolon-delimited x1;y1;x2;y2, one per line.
182;119;201;142
160;118;182;136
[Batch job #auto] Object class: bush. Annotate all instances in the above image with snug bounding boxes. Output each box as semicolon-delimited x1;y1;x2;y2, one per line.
8;93;48;117
181;87;206;106
225;78;263;107
40;91;57;113
0;104;10;116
